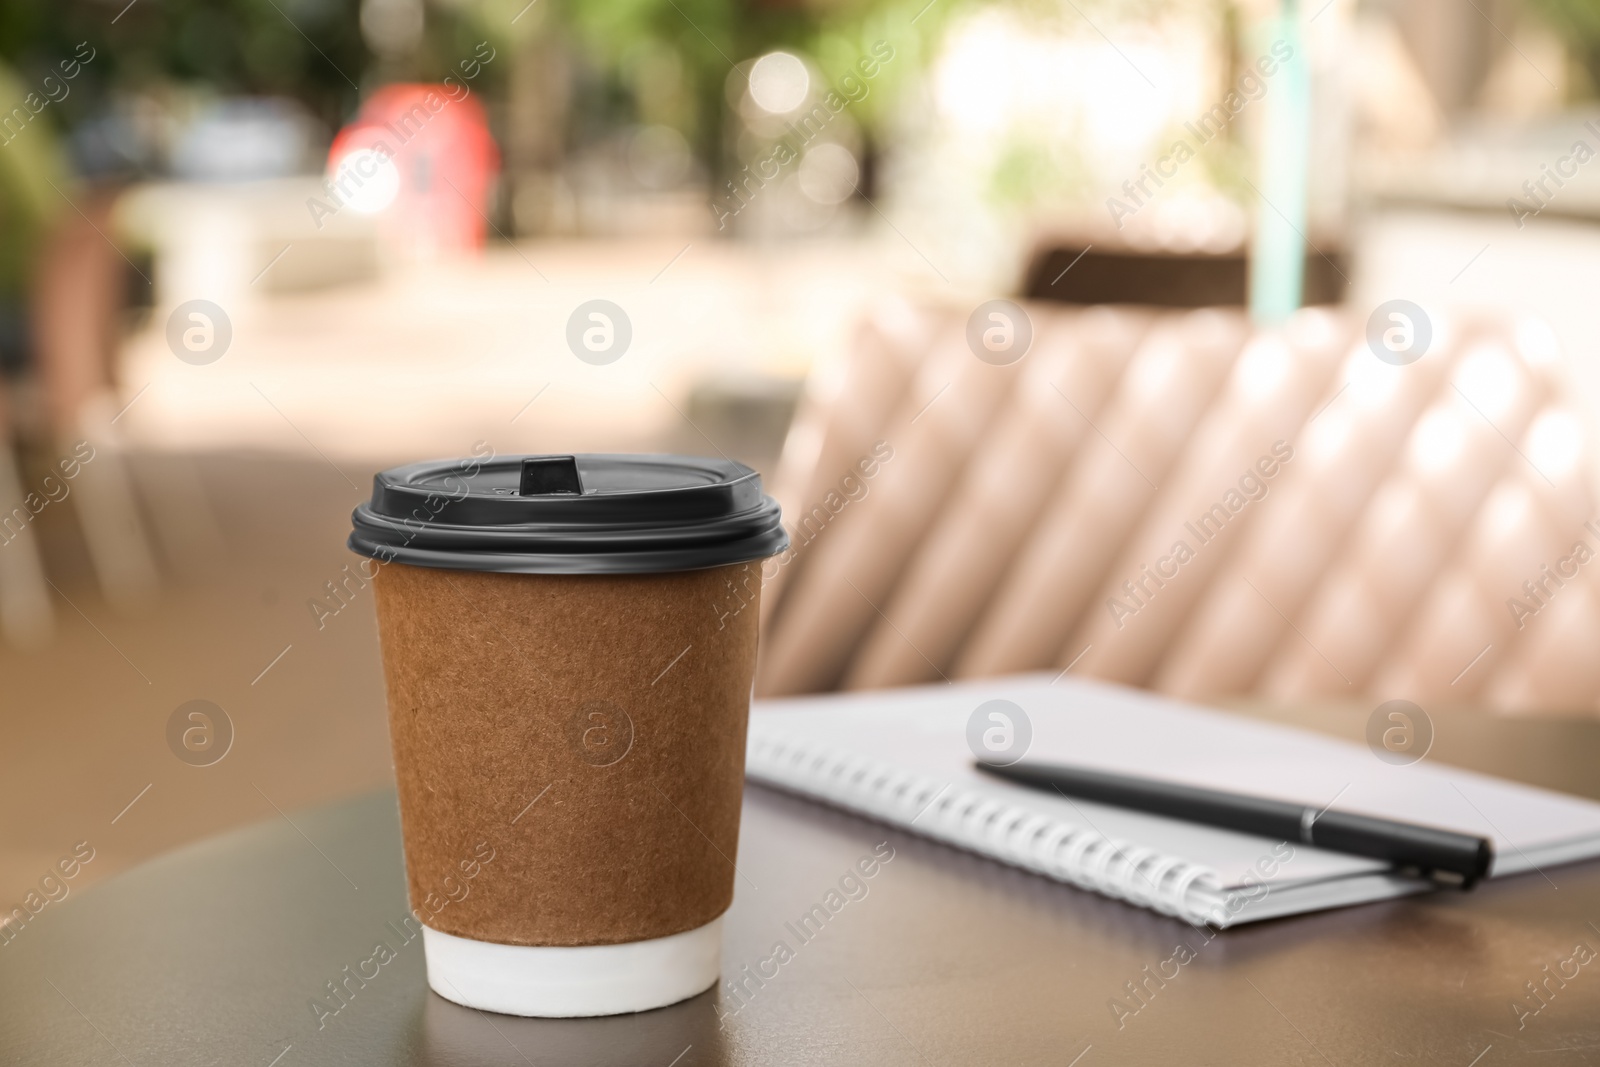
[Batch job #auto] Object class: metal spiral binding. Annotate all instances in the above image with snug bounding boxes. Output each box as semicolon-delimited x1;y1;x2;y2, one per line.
747;732;1223;925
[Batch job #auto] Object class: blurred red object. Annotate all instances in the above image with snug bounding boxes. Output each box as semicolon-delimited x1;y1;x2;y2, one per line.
325;84;499;257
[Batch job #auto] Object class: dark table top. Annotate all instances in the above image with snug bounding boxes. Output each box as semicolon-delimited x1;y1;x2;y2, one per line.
5;706;1600;1066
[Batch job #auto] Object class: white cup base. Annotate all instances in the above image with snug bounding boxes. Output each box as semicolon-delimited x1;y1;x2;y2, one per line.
421;917;722;1017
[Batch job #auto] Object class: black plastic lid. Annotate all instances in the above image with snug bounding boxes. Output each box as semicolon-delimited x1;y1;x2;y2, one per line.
349;454;789;574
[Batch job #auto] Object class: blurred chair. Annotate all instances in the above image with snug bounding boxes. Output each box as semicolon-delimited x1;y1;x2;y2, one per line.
757;298;1600;716
31;187;163;620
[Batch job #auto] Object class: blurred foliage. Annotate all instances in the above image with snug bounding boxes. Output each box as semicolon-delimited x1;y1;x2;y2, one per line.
1528;0;1600;88
0;0;367;130
0;0;958;178
0;0;505;133
0;62;66;298
557;0;964;159
990;137;1081;206
0;0;1212;206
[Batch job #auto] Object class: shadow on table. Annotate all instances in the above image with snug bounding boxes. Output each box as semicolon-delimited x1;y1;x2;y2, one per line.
421;984;729;1066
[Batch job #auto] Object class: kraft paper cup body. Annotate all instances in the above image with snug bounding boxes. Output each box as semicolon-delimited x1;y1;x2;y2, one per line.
352;454;785;1017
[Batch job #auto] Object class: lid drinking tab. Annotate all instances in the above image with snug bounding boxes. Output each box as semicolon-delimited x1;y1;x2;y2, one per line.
520;456;584;496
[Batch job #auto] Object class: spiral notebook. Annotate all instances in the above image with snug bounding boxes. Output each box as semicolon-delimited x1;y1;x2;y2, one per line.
745;675;1600;927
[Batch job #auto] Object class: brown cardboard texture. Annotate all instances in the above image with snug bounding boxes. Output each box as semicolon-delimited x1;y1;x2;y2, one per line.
372;560;762;947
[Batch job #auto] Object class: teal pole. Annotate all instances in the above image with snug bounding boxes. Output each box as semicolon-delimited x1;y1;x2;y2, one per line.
1248;0;1310;324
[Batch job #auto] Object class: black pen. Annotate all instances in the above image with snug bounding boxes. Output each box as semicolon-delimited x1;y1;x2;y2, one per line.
975;759;1493;888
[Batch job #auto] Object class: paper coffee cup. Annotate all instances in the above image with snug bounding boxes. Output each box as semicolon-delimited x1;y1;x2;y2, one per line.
350;454;787;1017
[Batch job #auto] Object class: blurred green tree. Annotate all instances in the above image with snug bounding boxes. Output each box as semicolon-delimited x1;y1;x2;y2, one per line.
558;0;955;164
0;0;369;131
0;0;509;135
1528;0;1600;91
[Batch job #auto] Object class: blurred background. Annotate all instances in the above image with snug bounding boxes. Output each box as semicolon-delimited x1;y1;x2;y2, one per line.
4;0;1600;912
